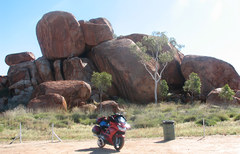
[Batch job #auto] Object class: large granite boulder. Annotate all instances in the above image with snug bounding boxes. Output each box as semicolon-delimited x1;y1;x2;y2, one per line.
35;56;54;82
181;55;240;99
90;38;156;103
32;80;91;108
118;34;185;90
63;57;95;83
36;11;85;60
96;100;123;113
6;61;40;109
28;93;67;111
7;61;41;88
5;52;35;66
79;18;113;46
89;17;114;34
117;33;147;43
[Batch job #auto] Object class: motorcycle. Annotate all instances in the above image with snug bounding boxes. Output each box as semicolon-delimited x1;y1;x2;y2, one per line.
92;114;131;151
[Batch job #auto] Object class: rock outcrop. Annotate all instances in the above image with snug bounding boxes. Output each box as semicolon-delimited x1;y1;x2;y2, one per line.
28;93;67;111
181;55;240;99
35;56;54;82
36;11;85;60
53;60;64;80
118;34;185;91
7;86;33;109
235;90;240;98
5;52;35;66
90;38;156;103
0;97;8;112
117;33;147;43
32;80;91;108
63;57;95;83
96;100;123;113
0;76;8;88
79;104;97;112
79;18;113;46
89;17;114;34
161;45;185;90
7;61;41;88
206;88;239;105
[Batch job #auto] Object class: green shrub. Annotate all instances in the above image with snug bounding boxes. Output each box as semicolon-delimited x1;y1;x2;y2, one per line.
228;112;237;118
0;125;3;132
183;115;197;122
71;113;81;123
54;120;70;128
216;114;229;121
80;118;96;125
207;113;229;122
133;121;155;128
88;113;98;119
161;107;173;112
234;114;240;121
116;98;128;105
195;119;217;126
55;114;68;120
34;113;49;119
71;113;88;123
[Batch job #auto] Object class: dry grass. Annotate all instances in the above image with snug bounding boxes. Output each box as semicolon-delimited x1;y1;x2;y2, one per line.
0;102;240;142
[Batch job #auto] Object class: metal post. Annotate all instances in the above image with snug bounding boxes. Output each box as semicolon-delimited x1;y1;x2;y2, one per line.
52;123;54;143
51;123;62;143
20;122;22;143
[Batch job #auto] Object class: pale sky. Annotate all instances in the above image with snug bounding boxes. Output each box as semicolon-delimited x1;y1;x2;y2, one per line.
0;0;240;75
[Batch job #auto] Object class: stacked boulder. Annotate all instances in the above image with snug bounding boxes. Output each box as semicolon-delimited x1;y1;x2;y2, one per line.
181;55;240;101
5;52;41;109
2;10;240;112
0;76;8;111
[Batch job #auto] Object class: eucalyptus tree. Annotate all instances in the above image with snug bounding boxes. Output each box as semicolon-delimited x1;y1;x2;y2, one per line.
132;32;175;104
91;71;112;103
183;72;201;103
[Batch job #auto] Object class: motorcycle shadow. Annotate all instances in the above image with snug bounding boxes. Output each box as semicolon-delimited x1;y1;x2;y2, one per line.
75;147;119;154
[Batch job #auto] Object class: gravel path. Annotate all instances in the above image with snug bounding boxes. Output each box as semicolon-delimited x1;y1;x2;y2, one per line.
0;135;240;154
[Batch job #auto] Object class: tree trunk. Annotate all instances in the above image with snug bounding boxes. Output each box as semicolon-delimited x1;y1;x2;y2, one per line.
191;92;194;104
154;80;158;104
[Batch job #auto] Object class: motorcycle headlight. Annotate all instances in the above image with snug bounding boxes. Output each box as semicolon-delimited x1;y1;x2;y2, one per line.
117;125;126;132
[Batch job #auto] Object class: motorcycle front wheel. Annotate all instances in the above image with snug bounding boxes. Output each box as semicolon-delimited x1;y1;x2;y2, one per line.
97;138;105;148
113;136;124;151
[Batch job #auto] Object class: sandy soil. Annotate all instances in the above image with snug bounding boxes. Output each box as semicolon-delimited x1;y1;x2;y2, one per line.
0;135;240;154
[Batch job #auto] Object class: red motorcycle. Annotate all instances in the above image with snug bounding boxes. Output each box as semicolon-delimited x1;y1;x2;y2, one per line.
92;114;131;151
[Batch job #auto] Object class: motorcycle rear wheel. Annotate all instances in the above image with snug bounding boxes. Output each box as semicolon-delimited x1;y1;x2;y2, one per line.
97;138;105;148
113;136;124;151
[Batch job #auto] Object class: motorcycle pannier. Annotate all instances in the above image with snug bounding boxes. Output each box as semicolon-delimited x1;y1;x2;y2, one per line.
92;125;101;135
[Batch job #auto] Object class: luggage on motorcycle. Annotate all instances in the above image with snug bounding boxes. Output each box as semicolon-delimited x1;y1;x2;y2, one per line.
92;125;101;135
96;116;107;124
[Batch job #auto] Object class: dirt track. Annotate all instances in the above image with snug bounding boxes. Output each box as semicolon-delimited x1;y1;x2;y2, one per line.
1;135;240;154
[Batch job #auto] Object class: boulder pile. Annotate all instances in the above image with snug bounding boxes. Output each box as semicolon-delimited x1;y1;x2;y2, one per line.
1;10;240;111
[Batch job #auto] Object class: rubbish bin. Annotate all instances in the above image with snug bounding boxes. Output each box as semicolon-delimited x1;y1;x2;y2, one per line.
162;120;175;141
